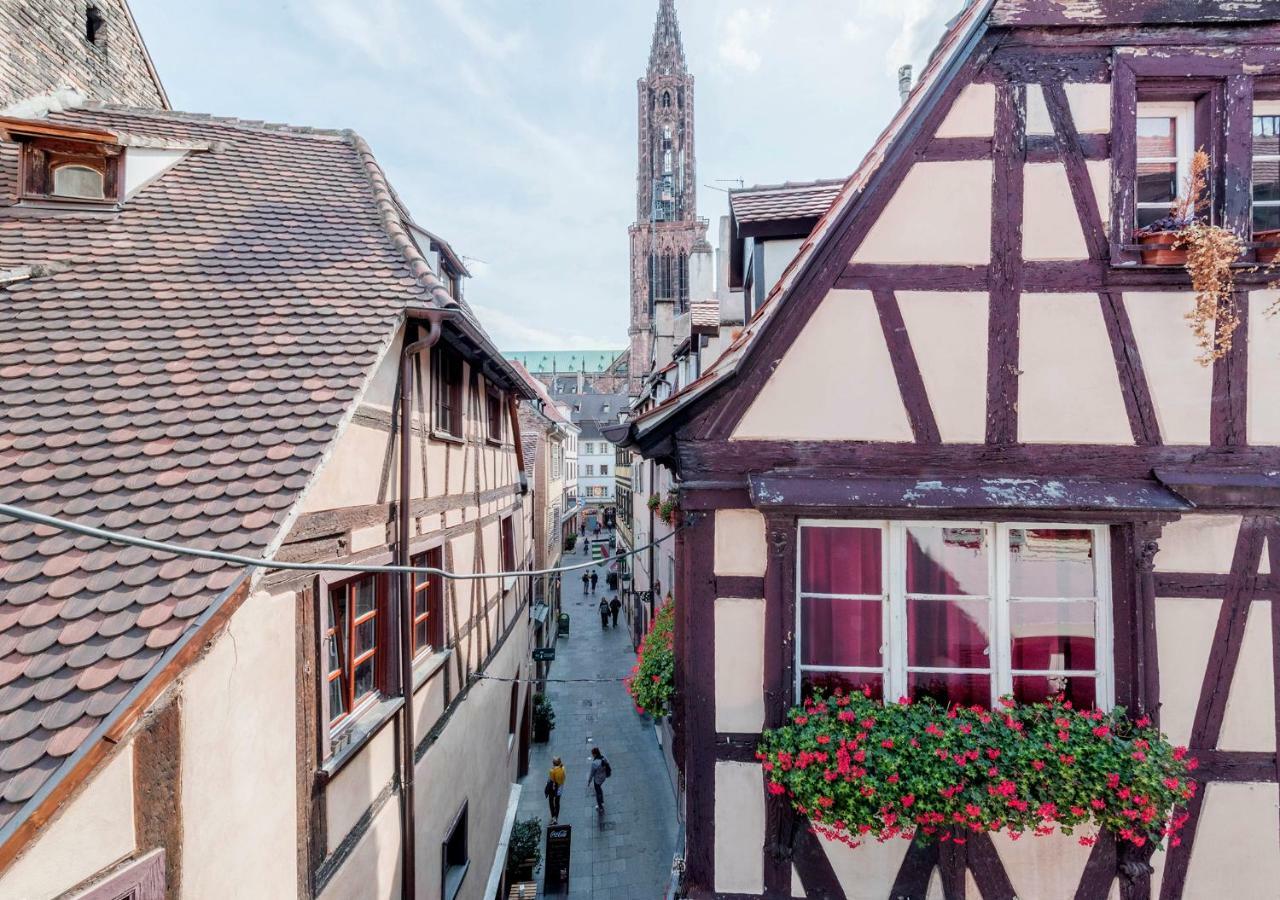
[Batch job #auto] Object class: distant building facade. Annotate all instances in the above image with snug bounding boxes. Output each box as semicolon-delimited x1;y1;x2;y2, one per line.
505;349;628;396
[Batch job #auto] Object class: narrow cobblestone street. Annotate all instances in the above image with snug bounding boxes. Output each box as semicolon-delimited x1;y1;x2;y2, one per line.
516;539;678;899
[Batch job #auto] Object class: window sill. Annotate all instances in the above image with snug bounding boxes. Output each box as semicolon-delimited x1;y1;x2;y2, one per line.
443;861;470;900
486;437;503;447
412;647;452;692
432;430;465;445
319;695;404;784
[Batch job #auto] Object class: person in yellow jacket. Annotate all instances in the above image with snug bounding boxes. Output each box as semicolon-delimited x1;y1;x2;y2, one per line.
545;757;565;824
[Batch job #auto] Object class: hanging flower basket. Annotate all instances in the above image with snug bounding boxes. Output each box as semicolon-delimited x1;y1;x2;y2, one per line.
757;690;1197;852
647;494;662;512
626;601;674;718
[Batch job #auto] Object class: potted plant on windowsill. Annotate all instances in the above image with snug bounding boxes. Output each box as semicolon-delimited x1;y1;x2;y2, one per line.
504;817;543;885
1133;150;1244;364
532;693;555;743
757;690;1197;855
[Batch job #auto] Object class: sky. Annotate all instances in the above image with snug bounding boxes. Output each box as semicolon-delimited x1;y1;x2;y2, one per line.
129;0;965;351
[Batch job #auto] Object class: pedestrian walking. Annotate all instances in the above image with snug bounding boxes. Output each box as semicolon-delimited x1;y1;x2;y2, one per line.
589;570;598;592
544;756;565;824
598;596;610;629
582;571;590;593
609;595;621;629
587;747;611;811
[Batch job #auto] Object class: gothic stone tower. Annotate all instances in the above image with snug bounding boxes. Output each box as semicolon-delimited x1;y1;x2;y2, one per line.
628;0;708;396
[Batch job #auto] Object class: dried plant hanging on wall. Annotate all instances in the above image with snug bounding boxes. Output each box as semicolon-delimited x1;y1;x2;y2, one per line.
1134;150;1243;365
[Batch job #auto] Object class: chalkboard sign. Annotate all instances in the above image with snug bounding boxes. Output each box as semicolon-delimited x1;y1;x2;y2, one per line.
532;647;556;662
544;824;572;888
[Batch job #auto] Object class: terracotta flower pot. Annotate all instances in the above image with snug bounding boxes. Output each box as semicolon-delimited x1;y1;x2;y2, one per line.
1137;231;1188;266
1255;228;1280;265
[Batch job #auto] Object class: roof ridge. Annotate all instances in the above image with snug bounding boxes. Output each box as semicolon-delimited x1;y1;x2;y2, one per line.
77;101;349;140
731;178;848;195
343;131;458;311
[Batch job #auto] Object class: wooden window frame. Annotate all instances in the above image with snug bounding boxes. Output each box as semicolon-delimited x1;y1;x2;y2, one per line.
431;345;465;439
410;545;445;659
1134;100;1196;230
794;520;1114;711
500;515;517;594
17;138;122;205
322;573;391;734
485;386;504;445
1251;99;1280;235
441;800;470;900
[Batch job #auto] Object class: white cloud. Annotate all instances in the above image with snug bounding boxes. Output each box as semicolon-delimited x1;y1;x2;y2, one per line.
298;0;416;69
432;0;524;61
870;0;963;77
719;8;773;73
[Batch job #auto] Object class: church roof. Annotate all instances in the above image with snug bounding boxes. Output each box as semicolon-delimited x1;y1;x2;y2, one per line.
506;350;625;374
648;0;686;75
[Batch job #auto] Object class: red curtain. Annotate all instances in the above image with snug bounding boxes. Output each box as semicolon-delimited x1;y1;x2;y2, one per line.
800;528;881;670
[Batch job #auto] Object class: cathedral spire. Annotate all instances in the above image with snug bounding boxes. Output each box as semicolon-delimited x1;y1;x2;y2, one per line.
648;0;686;75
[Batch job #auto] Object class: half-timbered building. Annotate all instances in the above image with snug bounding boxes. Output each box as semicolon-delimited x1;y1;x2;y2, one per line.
611;2;1280;897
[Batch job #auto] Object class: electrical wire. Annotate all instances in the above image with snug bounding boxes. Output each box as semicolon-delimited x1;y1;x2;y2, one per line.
0;502;684;582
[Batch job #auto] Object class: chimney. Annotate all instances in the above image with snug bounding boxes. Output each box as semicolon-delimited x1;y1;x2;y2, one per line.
897;65;914;104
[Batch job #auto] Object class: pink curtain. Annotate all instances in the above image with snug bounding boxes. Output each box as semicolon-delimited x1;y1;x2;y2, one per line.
906;531;991;706
800;528;881;670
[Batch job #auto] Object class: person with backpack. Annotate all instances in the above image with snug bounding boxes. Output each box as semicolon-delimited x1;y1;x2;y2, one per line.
608;595;621;629
589;570;598;593
598;596;609;629
587;747;611;811
544;756;565;824
582;570;590;594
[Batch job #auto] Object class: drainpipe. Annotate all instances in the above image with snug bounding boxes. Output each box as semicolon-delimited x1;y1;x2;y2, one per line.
398;307;448;900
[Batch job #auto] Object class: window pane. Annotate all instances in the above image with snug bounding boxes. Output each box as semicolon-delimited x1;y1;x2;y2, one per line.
1254;204;1280;233
908;671;991;707
907;598;991;668
326;634;340;674
1008;529;1095;597
1010;601;1096;671
355;618;377;655
801;671;882;701
800;527;881;595
1137;206;1170;229
52;164;104;199
414;620;428;651
1255;114;1280;156
905;526;988;595
800;597;882;667
328;678;346;719
1013;674;1097;709
354;578;376;615
1137;162;1177;205
1137;117;1176;157
415;578;431;617
353;658;375;701
1253;157;1280;203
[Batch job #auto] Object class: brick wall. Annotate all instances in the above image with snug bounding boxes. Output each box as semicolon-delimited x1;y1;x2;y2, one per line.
0;0;166;110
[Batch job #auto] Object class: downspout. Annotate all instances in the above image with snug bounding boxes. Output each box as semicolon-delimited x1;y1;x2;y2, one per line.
398;307;448;900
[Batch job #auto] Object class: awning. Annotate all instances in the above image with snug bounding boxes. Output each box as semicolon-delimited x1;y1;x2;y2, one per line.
748;474;1192;513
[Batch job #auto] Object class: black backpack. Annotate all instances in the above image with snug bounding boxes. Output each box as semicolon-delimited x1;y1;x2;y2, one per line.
602;757;612;778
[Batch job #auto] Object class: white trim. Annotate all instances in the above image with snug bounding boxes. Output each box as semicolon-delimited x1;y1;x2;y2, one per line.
1135;101;1195;225
482;783;523;900
794;521;1115;710
1251;100;1280;232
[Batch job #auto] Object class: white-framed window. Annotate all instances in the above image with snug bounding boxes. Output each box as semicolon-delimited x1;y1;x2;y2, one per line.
1253;100;1280;234
795;520;1113;711
1135;101;1195;229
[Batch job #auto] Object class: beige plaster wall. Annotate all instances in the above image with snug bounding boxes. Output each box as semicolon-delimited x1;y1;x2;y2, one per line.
181;588;297;900
317;799;403;900
714;509;766;577
1247;290;1280;444
1155;597;1220;747
1022;162;1110;259
817;832;909;900
0;744;136;900
714;762;765;895
852;161;993;265
935;83;995;138
714;597;766;733
1155;515;1241;574
1026;83;1112;135
414;617;528;900
1218;601;1276;752
300;421;394;514
733;290;913;442
363;332;403;414
992;829;1100;900
326;723;398;853
1181;783;1280;899
897;291;988;442
1123;293;1212;444
1018;293;1132;444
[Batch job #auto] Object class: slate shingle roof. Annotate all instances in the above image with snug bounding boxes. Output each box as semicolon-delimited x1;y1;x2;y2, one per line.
728;178;845;226
0;103;443;831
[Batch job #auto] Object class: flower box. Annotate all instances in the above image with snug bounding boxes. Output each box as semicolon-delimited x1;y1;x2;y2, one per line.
1136;231;1188;266
1255;228;1280;265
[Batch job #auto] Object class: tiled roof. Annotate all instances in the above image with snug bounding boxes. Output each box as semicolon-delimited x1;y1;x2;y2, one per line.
728;178;845;226
511;360;573;428
690;299;720;330
0;103;448;832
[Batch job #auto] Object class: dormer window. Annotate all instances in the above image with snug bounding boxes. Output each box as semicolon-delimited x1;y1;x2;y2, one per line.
1;117;121;206
51;163;105;199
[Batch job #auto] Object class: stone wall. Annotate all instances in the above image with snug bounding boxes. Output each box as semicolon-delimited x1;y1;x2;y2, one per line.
0;0;166;110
